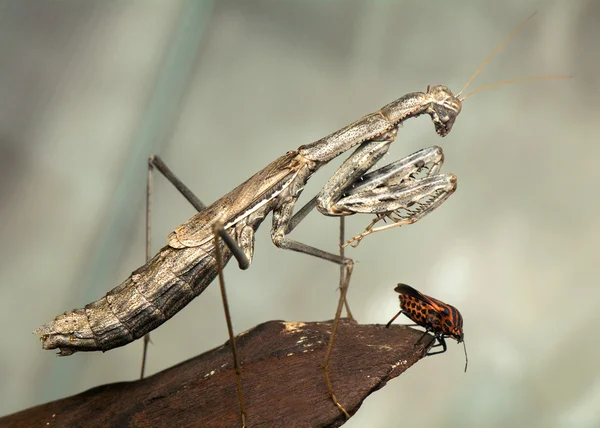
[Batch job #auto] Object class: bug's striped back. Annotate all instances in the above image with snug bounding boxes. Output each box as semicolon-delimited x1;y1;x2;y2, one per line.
395;283;463;342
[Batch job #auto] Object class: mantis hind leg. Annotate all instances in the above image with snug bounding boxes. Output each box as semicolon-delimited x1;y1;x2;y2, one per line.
212;221;247;428
141;155;211;379
142;156;250;427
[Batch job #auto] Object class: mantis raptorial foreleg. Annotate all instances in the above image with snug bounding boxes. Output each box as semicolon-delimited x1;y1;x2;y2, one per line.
339;145;456;247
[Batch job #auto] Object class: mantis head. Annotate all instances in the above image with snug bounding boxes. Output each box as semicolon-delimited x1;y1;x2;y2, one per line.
425;85;462;137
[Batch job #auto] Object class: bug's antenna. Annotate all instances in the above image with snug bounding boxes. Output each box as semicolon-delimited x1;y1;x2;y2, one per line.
463;340;469;373
457;12;537;98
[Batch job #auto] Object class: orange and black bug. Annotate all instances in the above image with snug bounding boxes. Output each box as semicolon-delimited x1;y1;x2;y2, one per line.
386;283;468;372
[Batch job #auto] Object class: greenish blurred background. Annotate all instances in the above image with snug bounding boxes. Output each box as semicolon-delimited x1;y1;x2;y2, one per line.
0;1;598;427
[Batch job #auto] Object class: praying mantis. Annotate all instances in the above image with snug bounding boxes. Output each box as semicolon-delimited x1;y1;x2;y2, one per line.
33;12;569;426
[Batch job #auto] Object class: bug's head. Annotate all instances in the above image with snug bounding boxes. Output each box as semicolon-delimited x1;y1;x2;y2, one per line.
451;327;464;343
447;308;464;343
425;85;462;137
442;305;468;372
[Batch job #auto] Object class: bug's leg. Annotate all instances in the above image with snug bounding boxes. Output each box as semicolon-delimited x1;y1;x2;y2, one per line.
415;329;431;346
141;155;250;379
427;335;448;356
385;313;420;329
385;310;404;328
213;222;247;428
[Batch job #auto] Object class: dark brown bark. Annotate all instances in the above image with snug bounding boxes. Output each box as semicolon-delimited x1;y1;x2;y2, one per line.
3;319;433;428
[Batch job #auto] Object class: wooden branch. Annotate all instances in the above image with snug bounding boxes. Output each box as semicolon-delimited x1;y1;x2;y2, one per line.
3;319;433;428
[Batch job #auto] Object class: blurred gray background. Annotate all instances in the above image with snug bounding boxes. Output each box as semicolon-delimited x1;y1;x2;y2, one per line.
0;0;598;427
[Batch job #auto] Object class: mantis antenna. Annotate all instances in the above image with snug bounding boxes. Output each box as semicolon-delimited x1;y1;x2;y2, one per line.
456;11;571;101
